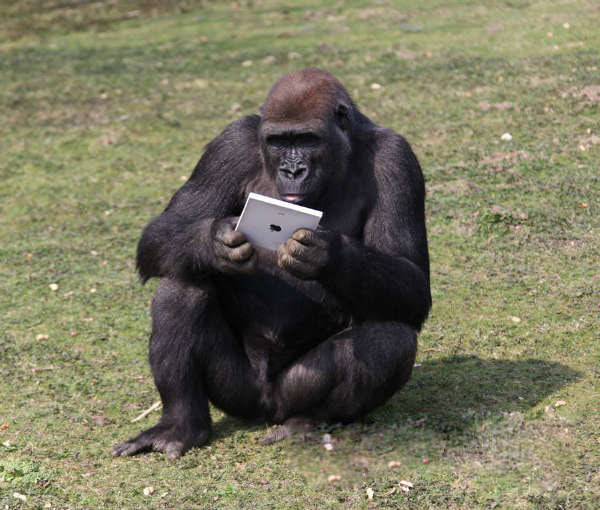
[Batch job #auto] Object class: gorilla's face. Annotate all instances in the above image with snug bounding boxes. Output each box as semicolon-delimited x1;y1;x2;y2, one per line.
260;118;351;207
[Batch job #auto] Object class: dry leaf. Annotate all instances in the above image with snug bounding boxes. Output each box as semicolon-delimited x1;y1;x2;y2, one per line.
327;474;341;482
36;334;49;341
554;400;567;407
13;493;27;502
387;460;402;468
400;480;414;488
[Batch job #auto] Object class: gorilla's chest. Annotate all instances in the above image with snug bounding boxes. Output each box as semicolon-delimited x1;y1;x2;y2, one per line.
215;249;349;367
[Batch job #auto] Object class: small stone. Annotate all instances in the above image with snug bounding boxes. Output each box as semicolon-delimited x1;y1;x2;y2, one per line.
327;474;341;482
563;23;570;29
323;443;333;451
288;52;302;60
49;283;59;291
387;460;402;468
261;55;276;64
143;486;155;496
322;433;332;443
366;487;374;500
90;288;97;293
554;400;567;408
370;83;382;90
511;316;521;323
13;493;26;502
242;60;253;67
501;132;513;141
36;334;49;341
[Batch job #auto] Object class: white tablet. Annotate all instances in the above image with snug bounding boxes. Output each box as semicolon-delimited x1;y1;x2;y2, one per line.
235;193;323;251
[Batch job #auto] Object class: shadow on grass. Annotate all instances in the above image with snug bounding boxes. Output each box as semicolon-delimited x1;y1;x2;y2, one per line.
211;355;581;443
371;355;582;436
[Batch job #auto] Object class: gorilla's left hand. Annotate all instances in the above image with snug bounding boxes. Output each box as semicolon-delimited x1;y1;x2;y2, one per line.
277;228;337;280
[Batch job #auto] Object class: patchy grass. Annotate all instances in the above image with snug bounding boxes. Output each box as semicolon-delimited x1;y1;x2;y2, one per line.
1;0;598;508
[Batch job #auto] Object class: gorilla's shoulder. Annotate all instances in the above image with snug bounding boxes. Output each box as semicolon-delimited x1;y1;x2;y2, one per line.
206;114;261;152
195;115;262;175
368;127;424;199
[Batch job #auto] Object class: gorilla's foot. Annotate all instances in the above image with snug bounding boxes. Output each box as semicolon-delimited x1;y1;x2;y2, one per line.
259;416;314;445
111;423;210;459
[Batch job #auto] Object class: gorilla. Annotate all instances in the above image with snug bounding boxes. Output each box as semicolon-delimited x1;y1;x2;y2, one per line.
111;68;431;459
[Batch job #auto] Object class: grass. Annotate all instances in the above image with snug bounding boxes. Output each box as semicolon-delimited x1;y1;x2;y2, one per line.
1;0;598;508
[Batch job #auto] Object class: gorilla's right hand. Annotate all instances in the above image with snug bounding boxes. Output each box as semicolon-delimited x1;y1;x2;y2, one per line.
211;217;258;274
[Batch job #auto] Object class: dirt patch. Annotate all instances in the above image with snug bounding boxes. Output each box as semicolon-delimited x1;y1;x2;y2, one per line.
427;179;481;197
480;150;529;173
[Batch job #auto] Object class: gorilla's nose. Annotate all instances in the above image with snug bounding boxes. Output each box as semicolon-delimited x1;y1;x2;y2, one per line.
279;164;307;181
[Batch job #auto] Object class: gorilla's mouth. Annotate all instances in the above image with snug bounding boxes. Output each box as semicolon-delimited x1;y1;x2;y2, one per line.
282;194;305;204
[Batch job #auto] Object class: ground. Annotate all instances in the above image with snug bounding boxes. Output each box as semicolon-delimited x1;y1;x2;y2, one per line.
0;0;598;508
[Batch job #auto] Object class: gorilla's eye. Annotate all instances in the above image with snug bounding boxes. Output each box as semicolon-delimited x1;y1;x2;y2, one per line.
296;134;320;147
266;135;290;148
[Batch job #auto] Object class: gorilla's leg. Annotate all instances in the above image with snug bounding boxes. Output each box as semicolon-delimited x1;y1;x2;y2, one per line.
111;278;260;459
264;322;416;441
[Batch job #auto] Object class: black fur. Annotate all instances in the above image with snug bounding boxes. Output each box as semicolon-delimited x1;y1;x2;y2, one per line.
111;69;431;459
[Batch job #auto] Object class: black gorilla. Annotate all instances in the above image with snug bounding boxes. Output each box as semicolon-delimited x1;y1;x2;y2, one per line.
112;68;431;459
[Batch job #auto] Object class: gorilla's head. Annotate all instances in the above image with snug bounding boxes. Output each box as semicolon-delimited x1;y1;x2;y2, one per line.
259;68;356;207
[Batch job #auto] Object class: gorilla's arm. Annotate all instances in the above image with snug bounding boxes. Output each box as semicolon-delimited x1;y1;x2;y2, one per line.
325;134;430;329
136;115;261;283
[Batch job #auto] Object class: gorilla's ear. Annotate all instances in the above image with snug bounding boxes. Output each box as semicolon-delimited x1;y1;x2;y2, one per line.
335;103;350;132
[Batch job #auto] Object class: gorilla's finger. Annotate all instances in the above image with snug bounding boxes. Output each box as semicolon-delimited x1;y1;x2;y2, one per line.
228;242;254;262
285;239;327;265
292;229;328;249
219;229;247;247
237;251;258;273
277;251;317;279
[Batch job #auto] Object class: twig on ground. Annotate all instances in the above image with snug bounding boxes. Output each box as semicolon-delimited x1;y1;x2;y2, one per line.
131;401;161;423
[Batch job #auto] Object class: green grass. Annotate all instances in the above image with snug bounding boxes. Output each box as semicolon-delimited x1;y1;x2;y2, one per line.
1;0;598;508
